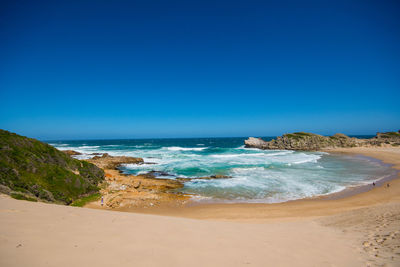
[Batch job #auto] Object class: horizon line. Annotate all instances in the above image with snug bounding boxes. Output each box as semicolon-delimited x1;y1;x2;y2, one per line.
42;133;379;142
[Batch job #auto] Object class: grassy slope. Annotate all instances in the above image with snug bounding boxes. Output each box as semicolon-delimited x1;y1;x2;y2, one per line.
284;132;318;140
380;132;400;138
0;130;104;204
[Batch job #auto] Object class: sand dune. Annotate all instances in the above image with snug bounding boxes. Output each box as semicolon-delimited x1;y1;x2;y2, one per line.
0;194;363;267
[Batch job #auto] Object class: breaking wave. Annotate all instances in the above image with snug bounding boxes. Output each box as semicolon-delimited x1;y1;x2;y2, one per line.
165;146;208;151
48;137;396;203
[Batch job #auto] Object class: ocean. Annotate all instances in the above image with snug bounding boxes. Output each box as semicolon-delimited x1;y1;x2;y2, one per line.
47;136;396;203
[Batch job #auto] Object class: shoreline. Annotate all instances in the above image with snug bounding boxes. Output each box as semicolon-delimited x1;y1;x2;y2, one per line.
86;146;398;209
182;152;398;205
109;146;400;221
316;151;398;201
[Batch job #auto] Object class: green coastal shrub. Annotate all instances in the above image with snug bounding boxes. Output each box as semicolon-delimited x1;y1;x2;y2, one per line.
71;193;101;207
284;132;315;140
0;129;104;204
10;192;37;202
380;132;400;138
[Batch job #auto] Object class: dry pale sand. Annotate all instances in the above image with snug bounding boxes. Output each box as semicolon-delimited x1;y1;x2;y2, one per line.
0;194;363;267
0;147;399;266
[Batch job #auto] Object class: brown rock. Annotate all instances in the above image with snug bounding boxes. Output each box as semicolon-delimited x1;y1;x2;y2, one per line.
63;150;82;156
244;131;400;151
88;154;144;170
176;175;232;181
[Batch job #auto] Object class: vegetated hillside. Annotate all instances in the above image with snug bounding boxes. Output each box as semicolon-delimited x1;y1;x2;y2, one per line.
0;129;104;204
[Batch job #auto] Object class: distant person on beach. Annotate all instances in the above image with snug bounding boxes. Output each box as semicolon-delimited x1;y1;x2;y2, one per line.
372;182;375;186
387;183;390;188
101;197;104;206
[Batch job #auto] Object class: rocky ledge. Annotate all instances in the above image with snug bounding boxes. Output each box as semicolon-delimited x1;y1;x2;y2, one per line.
91;169;189;209
78;154;234;209
87;153;144;169
245;131;400;151
62;150;82;156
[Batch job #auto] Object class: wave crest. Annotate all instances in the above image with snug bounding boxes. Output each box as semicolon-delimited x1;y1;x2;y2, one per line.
165;146;208;151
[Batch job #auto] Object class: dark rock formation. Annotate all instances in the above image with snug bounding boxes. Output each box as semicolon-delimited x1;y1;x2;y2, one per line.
141;170;172;179
176;174;232;182
195;174;232;180
245;131;400;151
140;171;232;181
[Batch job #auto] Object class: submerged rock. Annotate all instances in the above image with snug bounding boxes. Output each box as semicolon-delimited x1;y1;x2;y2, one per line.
196;175;232;180
140;170;232;182
176;175;232;182
141;170;173;178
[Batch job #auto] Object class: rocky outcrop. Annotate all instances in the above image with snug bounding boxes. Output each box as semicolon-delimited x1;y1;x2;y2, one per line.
63;150;82;156
86;156;234;209
372;132;400;144
244;137;268;149
87;153;144;170
245;131;400;151
92;168;188;209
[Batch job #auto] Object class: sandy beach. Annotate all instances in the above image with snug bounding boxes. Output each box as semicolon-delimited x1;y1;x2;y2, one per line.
95;147;400;222
1;147;400;266
2;0;399;265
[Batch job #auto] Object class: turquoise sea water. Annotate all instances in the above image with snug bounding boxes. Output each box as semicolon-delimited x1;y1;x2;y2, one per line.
48;137;396;203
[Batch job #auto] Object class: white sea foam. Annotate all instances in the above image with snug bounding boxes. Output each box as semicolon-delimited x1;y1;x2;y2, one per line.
49;143;69;147
72;155;94;160
165;146;208;151
236;145;262;151
211;154;242;158
53;147;70;150
78;145;100;149
211;151;294;160
293;156;320;164
264;151;294;156
48;139;396;204
231;167;266;173
290;159;318;165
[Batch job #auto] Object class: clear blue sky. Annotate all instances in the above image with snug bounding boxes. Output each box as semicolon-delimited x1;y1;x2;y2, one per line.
1;0;399;140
